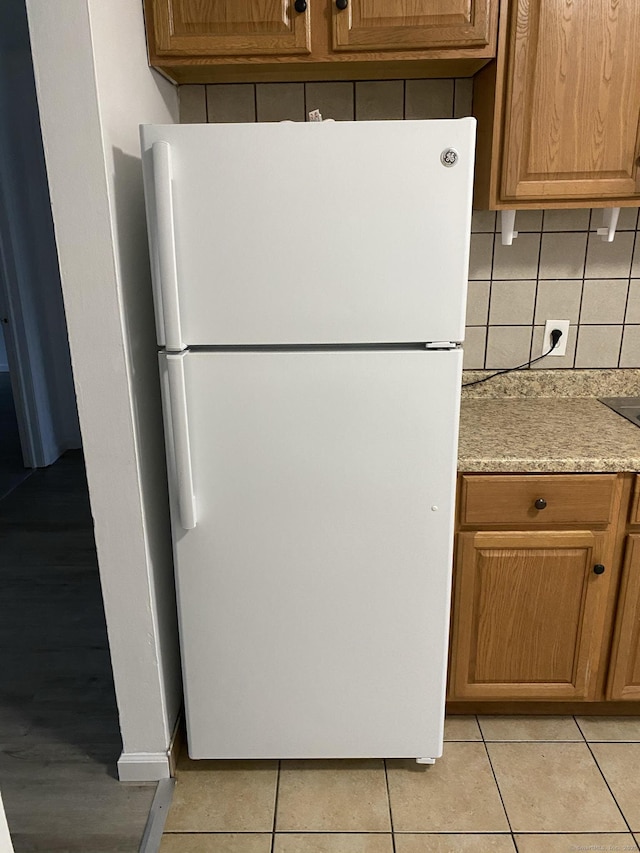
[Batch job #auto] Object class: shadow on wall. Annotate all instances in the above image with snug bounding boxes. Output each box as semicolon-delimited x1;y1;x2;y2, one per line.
110;144;182;736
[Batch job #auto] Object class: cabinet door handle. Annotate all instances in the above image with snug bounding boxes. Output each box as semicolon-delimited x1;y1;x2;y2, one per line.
534;497;547;510
294;0;307;12
336;0;348;9
593;564;606;575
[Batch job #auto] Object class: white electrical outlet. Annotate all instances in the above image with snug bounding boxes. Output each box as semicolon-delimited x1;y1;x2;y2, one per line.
542;319;570;357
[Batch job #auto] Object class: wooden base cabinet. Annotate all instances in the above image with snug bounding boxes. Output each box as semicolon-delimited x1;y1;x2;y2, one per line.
607;479;640;702
450;530;612;700
448;472;630;706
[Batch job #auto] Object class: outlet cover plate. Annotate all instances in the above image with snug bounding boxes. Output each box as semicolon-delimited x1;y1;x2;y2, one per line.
543;319;570;357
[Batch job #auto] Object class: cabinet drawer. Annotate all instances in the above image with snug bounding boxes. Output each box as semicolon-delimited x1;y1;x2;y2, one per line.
459;474;617;527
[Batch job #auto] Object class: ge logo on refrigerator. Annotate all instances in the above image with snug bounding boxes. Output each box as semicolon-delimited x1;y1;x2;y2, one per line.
440;148;459;167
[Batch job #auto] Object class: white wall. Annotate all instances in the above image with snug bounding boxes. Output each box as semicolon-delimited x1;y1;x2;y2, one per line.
26;0;181;779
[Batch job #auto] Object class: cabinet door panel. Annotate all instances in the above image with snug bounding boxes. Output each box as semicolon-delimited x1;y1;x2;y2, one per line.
333;0;493;52
501;0;640;201
608;535;640;700
450;530;610;700
151;0;311;56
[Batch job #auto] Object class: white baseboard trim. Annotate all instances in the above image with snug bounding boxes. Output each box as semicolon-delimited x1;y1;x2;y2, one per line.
117;751;171;782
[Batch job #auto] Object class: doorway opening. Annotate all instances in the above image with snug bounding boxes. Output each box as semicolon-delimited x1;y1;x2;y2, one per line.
0;356;32;500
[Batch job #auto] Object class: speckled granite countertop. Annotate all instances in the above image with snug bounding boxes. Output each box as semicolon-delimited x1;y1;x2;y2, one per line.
458;370;640;473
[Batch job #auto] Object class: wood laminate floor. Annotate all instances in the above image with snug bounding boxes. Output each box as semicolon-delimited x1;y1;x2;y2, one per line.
0;451;156;851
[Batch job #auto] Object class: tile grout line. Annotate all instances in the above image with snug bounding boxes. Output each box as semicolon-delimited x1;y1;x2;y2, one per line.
571;213;593;370
616;280;631;368
572;209;592;368
270;759;281;853
573;714;588;744
484;220;498;368
480;732;515;838
582;739;638;844
477;712;517;849
620;222;639;366
383;759;397;853
164;829;544;835
622;275;633;326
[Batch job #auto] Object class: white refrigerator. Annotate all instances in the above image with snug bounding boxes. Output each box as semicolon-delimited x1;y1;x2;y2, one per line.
141;119;475;762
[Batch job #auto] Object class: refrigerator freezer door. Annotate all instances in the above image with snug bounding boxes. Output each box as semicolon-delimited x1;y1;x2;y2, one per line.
142;120;475;347
161;348;462;759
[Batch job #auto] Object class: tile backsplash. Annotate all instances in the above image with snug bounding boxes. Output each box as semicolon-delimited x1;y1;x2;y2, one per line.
467;210;639;370
179;80;640;370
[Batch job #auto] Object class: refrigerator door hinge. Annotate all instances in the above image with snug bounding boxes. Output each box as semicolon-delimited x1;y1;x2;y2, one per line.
424;341;459;350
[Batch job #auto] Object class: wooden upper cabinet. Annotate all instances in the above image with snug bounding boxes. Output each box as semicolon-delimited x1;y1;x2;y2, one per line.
500;0;640;202
332;0;493;52
144;0;499;81
149;0;312;56
450;530;612;700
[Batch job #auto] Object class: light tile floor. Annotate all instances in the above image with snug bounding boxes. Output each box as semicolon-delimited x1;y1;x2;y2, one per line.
160;716;640;852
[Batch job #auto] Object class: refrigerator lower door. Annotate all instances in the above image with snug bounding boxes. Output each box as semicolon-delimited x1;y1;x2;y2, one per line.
160;348;462;759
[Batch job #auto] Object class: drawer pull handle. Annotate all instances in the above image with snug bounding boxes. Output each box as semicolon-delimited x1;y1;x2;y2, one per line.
336;0;349;9
534;498;547;510
593;564;606;575
294;0;307;12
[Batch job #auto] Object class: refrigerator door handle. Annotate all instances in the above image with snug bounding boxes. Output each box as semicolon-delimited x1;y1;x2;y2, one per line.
166;352;197;530
152;141;184;351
